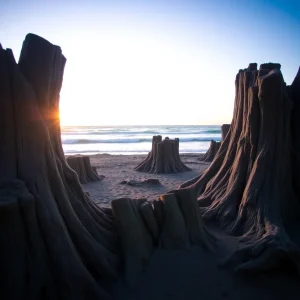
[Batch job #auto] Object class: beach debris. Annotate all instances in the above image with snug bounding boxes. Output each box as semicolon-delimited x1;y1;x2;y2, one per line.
120;178;161;186
66;155;104;184
198;124;230;162
134;136;192;174
0;34;119;299
181;63;300;274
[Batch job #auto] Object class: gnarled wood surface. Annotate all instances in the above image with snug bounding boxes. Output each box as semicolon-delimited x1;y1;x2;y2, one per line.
134;136;192;174
0;34;119;300
181;63;300;273
198;140;220;162
221;124;230;141
198;124;230;163
66;155;103;184
111;192;215;286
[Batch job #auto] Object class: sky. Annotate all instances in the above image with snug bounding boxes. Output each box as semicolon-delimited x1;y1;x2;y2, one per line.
1;0;299;126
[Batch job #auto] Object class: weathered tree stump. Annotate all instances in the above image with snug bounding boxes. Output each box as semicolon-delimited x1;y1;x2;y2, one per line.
198;140;221;162
290;67;300;200
180;63;300;274
198;124;230;163
0;34;119;299
66;155;103;184
221;123;230;141
111;191;215;286
111;198;153;287
134;135;192;174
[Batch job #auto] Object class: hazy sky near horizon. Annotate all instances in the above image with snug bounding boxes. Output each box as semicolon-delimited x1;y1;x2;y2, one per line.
1;0;299;125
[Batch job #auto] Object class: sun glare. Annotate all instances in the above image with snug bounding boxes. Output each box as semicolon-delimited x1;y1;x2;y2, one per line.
59;29;234;126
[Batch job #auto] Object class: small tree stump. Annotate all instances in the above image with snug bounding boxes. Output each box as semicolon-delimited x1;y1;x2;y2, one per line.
198;124;230;162
198;140;220;162
221;124;230;141
66;155;102;184
134;135;192;174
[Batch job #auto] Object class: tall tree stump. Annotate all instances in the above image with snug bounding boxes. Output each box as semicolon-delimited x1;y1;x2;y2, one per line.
0;34;120;299
134;135;192;174
66;155;103;184
180;63;300;274
290;67;300;200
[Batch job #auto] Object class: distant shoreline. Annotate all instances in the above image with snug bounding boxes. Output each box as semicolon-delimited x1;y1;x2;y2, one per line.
65;152;203;157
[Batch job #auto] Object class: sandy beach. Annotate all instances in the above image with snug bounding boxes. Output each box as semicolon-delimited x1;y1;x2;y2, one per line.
81;153;209;207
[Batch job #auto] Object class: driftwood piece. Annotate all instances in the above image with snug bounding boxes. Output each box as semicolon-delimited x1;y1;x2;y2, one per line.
0;34;119;299
66;155;103;184
120;178;161;186
134;136;192;174
180;63;300;274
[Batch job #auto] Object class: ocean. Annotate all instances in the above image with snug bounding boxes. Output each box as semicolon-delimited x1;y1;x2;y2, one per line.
61;125;222;155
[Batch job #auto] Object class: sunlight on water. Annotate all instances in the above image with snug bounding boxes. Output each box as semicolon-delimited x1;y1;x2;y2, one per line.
61;125;222;155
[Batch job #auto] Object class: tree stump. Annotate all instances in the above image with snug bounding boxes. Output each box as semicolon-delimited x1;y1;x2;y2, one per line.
66;155;103;184
111;192;215;286
221;124;230;141
290;67;300;200
198;124;230;163
198;140;220;162
134;135;192;174
0;34;119;299
180;63;300;274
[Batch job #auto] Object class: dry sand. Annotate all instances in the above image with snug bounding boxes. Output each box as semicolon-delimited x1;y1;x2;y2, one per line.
79;153;300;300
83;153;209;207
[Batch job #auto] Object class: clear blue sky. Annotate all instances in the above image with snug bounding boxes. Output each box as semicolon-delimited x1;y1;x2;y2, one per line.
1;0;299;125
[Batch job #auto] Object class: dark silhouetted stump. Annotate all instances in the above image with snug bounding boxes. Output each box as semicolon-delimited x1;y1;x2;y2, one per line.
111;190;215;286
290;67;300;200
134;135;192;174
66;155;103;184
180;62;300;274
0;34;119;300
